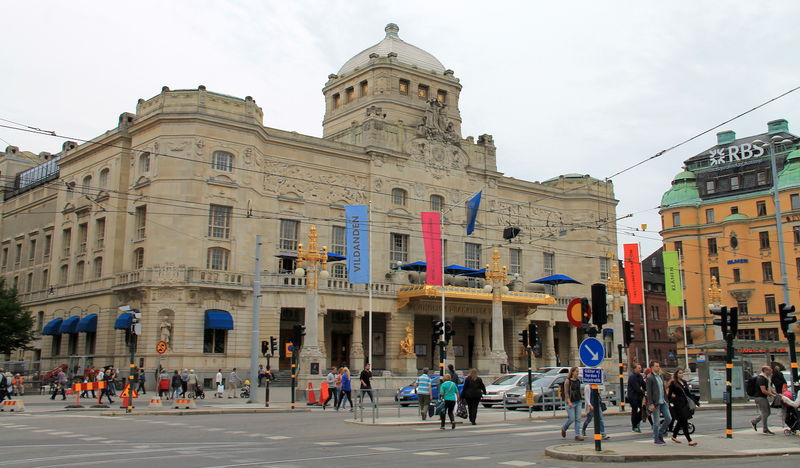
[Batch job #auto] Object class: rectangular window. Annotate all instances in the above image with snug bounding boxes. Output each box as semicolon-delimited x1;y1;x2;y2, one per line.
59;265;69;284
62;229;71;257
737;329;755;340
730;176;740;190
93;257;102;278
762;261;773;282
390;233;410;266
737;301;749;316
759;328;779;341
757;171;767;185
543;252;555;295
733;268;741;282
757;200;767;216
651;306;660;321
710;266;720;281
74;261;84;282
671;212;680;227
1;247;7;269
730;206;739;214
44;234;51;258
509;248;522;276
399;79;409;95
95;218;105;249
418;84;429;99
331;226;346;255
332;93;341;109
430;194;444;212
77;223;88;254
68;333;78;355
345;86;355;102
208;204;232;239
331;263;347;279
792;194;800;210
206;248;229;270
279;219;299;251
203;329;226;354
437;89;447;104
759;231;770;249
707;238;718;255
465;242;482;269
705;208;715;223
84;332;96;354
26;272;33;292
359;80;368;96
51;335;62;356
797;258;800;279
706;180;716;194
14;243;21;266
764;294;776;315
674;241;683;257
28;239;36;263
41;269;49;290
600;257;609;280
211;151;233;172
135;206;146;240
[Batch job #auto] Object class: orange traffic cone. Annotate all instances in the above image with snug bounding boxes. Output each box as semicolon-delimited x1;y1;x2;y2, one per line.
307;382;318;406
320;381;330;404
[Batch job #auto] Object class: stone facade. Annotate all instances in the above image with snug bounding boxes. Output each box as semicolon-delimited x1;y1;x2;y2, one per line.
1;24;617;382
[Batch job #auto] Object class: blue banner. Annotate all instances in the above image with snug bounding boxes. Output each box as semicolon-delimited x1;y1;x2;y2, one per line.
466;190;482;235
345;205;370;283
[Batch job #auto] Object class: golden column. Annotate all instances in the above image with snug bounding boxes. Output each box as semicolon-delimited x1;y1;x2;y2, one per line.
606;259;626;311
707;275;722;342
295;225;329;368
484;248;509;370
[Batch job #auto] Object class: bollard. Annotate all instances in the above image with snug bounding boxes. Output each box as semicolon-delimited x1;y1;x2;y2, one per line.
0;400;25;412
148;398;163;409
173;398;196;409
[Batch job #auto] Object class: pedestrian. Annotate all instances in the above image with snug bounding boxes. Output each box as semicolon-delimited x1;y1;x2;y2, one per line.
439;373;459;430
6;372;14;397
771;364;788;395
171;370;183;400
214;368;224;398
415;368;432;420
99;369;114;404
180;368;189;397
750;365;777;435
96;368;105;399
666;368;698;446
137;368;146;394
159;368;171;399
12;374;24;396
187;370;199;398
50;369;67;400
359;363;374;405
447;363;458;383
460;368;486;425
646;360;672;445
108;367;118;396
335;367;345;409
322;366;338;410
582;381;610;439
0;368;7;402
228;368;241;398
560;366;584;441
627;363;646;432
336;367;353;411
258;364;266;387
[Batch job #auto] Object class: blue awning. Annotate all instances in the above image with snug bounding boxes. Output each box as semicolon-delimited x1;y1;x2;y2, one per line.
76;314;98;333
275;252;346;262
444;264;479;275
114;312;133;330
397;261;427;271
460;268;486;278
59;316;80;334
205;309;234;330
42;318;63;335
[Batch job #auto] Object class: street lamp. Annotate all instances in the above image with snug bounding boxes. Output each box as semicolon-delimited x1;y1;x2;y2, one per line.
294;225;328;368
707;274;723;341
606;257;625;311
484;248;509;370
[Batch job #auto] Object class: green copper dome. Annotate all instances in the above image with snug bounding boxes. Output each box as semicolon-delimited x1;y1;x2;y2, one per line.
778;149;800;190
722;213;749;221
661;170;700;208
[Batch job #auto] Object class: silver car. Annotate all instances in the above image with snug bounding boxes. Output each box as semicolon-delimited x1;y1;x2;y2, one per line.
481;373;540;408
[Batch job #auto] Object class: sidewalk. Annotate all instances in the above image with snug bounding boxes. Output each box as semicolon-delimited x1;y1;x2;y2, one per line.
545;432;800;462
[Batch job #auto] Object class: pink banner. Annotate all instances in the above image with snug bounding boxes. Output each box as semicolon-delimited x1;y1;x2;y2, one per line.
421;212;443;286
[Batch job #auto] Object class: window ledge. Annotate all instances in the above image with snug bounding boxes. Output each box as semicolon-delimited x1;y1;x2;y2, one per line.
207;177;238;188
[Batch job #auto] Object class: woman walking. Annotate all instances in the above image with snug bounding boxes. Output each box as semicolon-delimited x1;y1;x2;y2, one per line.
561;366;584;441
158;369;171;399
439;374;459;430
666;368;698;446
171;370;182;400
460;368;486;425
336;367;353;411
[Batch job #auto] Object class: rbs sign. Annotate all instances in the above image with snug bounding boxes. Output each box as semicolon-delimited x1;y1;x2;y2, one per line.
708;142;765;166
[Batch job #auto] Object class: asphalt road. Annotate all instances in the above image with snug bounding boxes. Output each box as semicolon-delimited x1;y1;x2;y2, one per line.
1;406;799;467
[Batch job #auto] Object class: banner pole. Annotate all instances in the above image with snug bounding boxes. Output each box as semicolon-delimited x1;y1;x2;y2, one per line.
368;201;373;368
678;255;689;369
638;243;650;366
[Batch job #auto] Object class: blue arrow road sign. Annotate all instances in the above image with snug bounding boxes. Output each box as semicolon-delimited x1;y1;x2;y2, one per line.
579;337;604;367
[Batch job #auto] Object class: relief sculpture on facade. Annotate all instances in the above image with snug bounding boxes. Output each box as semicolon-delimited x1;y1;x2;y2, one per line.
261;160;368;203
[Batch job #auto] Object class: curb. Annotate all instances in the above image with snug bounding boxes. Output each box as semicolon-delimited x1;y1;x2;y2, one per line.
345;419;465;426
99;408;311;416
544;444;800;463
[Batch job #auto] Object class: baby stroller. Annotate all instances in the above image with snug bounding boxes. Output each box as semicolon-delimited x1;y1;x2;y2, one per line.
782;396;800;436
240;380;251;399
195;385;206;400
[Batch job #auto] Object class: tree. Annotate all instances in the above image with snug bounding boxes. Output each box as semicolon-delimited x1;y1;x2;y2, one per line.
0;277;35;354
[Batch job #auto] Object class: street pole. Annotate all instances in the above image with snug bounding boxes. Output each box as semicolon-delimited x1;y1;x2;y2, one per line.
127;333;135;413
290;348;297;409
439;340;446;377
617;344;625;413
249;235;262;404
592;384;601;451
725;332;733;439
265;354;271;407
787;333;798;398
526;346;532;413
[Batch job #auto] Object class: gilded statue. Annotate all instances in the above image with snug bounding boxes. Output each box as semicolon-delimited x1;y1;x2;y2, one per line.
399;322;414;356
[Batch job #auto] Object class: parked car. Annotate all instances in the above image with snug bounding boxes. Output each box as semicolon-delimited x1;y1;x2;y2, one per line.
505;374;567;410
394;375;464;406
481;373;541;408
537;366;570;376
686;375;700;399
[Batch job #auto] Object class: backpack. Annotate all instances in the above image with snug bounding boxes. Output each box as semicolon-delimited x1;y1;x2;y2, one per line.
745;375;759;397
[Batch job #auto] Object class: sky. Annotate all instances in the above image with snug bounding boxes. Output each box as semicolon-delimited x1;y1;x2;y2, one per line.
3;1;800;258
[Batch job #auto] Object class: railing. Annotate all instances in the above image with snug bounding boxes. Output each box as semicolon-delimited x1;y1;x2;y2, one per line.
114;266;252;289
17;277;115;302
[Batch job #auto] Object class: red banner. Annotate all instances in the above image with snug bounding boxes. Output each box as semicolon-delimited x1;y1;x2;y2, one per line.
623;243;644;304
421;212;443;286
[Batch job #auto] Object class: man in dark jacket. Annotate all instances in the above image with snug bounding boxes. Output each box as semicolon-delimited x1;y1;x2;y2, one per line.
627;363;646;432
646;361;671;445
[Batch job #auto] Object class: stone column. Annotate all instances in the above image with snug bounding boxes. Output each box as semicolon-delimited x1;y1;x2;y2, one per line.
351;311;365;367
568;325;579;366
482;321;491;355
544;320;557;367
490;296;508;370
300;279;326;373
473;319;484;356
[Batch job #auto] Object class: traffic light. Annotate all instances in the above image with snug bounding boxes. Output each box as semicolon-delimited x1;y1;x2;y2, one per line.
432;321;444;341
292;324;306;348
518;329;529;348
728;306;739;337
779;303;797;338
581;298;591;327
623;320;634;347
261;340;269;355
591;283;608;326
528;322;538;348
270;336;278;355
444;321;456;344
711;306;729;337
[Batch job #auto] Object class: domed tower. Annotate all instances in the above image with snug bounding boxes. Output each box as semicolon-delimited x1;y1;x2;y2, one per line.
322;23;463;143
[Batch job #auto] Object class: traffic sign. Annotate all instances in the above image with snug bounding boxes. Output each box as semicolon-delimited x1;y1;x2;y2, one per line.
156;341;168;354
582;367;603;385
566;298;584;327
579;337;604;367
120;384;139;398
525;390;534;406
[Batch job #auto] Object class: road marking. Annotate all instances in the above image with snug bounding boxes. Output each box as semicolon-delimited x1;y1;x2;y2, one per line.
266;436;290;440
369;447;398;452
499;461;537;466
467;427;528;434
50;431;74;435
458;456;490;460
227;430;246;434
315;442;340;446
100;440;126;444
31;429;56;433
80;437;107;441
414;451;448;456
206;428;226;431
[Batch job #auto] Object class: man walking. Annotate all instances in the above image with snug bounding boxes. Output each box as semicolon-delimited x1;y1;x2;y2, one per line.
322;367;338;409
50;368;67;400
136;368;146;394
751;365;777;435
646;360;671;445
415;368;432;420
627;363;646;432
228;368;241;398
359;363;374;405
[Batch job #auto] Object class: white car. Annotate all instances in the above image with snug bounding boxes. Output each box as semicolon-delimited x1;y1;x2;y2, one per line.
481;373;540;407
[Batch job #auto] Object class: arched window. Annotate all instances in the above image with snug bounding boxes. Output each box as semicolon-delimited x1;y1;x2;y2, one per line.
82;175;92;195
207;247;230;271
133;248;144;269
139;152;150;174
430;194;444;212
212;151;233;172
98;168;109;188
392;188;407;206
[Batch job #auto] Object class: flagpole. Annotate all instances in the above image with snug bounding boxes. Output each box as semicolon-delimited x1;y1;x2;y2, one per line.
368;201;373;368
638;243;650;366
678;255;689;369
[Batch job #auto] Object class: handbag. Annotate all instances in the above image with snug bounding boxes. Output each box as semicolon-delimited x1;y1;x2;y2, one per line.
456;401;468;419
771;395;783;409
434;398;446;416
428;401;436;417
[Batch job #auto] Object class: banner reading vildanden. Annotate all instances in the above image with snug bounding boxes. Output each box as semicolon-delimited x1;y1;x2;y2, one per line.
662;250;683;307
345;205;369;284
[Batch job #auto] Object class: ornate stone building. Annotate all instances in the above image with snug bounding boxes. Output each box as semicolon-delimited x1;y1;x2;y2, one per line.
1;24;617;380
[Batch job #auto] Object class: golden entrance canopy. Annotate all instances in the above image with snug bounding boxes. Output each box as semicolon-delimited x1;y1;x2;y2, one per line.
397;284;556;307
